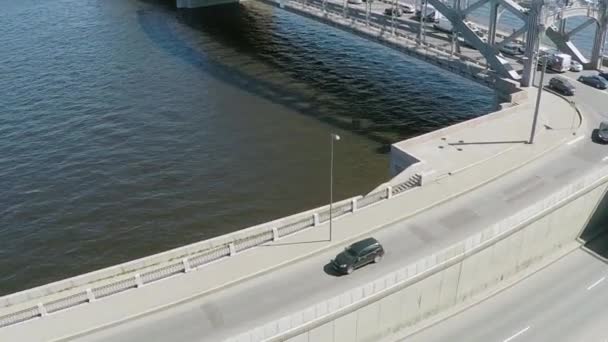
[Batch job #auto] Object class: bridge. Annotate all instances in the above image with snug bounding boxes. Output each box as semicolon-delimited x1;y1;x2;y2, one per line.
181;0;608;89
2;0;608;341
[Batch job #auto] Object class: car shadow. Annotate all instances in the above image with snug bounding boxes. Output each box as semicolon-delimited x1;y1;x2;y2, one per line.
323;263;344;277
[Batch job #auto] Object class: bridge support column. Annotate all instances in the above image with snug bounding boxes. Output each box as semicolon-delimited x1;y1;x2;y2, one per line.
558;18;567;35
521;0;543;87
591;2;608;70
487;1;500;46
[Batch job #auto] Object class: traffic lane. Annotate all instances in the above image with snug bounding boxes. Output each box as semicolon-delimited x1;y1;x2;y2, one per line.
77;137;602;342
557;69;608;124
403;249;608;342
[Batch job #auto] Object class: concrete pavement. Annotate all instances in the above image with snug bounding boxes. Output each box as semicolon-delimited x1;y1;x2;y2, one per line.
390;87;580;181
403;249;608;342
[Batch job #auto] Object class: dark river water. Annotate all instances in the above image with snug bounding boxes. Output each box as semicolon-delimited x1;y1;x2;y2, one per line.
0;0;500;295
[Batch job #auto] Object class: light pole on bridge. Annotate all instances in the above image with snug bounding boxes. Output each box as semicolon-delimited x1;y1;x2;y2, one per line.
529;56;547;144
329;133;340;241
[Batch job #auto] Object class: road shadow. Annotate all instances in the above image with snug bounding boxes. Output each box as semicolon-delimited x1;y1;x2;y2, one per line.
447;140;528;146
579;187;608;260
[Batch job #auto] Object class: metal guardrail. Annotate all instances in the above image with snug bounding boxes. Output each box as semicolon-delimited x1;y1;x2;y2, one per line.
226;164;608;342
0;174;422;329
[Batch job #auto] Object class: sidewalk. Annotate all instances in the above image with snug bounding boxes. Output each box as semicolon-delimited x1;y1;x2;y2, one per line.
0;90;583;341
389;87;582;184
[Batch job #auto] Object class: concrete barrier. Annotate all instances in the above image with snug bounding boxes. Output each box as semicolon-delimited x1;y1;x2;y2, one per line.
226;165;608;342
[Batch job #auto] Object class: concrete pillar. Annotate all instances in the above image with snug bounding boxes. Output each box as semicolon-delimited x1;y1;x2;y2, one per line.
487;1;500;46
591;2;608;70
521;0;543;87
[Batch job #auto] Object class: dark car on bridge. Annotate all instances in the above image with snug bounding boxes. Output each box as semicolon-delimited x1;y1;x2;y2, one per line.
384;7;403;17
331;237;384;275
577;75;608;89
597;121;608;143
548;77;575;96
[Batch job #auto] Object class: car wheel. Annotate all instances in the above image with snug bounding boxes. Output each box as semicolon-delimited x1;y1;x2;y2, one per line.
374;254;383;263
346;266;354;274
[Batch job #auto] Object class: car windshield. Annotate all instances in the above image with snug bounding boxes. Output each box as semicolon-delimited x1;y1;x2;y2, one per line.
598;77;608;85
558;79;573;88
601;122;608;132
345;247;358;257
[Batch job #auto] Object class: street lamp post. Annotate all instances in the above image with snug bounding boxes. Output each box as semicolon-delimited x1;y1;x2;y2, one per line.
529;56;547;144
329;133;340;241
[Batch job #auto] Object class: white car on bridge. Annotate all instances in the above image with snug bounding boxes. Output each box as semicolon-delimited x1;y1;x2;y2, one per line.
570;60;583;72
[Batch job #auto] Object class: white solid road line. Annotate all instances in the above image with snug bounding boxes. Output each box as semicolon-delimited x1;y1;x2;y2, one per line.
587;276;606;290
503;326;530;342
602;155;608;161
567;135;585;146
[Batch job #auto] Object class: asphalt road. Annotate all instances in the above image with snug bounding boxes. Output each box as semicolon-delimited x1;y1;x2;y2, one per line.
403;249;608;342
71;78;608;341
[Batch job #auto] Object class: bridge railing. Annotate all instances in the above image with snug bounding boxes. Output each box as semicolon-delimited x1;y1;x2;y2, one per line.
225;164;608;342
0;173;423;329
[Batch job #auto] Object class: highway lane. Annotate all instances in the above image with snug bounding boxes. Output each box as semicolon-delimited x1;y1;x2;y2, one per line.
403;249;608;342
72;87;608;341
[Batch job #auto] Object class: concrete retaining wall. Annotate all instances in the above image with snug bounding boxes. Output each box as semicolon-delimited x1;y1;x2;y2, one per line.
227;165;608;342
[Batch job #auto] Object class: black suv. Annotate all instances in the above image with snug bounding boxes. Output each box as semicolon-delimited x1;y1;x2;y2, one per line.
549;77;575;96
384;7;403;17
578;75;608;89
331;237;384;275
